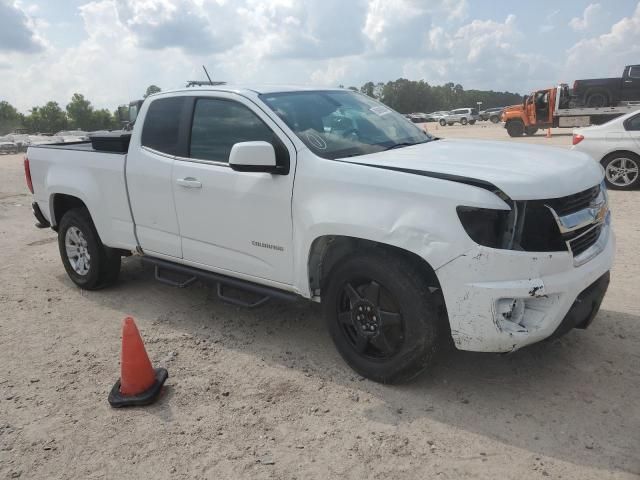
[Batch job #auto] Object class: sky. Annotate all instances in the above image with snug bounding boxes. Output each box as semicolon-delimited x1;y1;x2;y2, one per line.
1;0;639;112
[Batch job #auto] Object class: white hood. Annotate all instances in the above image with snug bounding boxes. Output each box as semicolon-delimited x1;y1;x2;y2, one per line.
343;139;603;200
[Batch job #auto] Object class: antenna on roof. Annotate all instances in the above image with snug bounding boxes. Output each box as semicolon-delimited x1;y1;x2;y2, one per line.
186;65;226;87
202;65;213;83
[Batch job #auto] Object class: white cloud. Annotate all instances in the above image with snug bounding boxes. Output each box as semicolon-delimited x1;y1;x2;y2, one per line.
0;0;46;53
569;3;602;31
565;2;640;79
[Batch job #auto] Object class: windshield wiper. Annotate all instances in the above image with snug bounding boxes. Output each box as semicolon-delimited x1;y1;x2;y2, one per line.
384;140;430;151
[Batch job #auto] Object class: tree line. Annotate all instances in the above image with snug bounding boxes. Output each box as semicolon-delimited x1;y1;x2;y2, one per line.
0;85;161;136
353;79;523;114
1;80;521;136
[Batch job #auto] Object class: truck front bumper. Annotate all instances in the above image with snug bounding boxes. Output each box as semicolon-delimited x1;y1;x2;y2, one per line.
436;225;615;352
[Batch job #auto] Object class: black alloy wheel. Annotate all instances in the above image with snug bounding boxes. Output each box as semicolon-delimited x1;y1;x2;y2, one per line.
337;280;404;360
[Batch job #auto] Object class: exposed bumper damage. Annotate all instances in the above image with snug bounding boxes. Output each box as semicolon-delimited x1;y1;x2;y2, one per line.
435;224;615;352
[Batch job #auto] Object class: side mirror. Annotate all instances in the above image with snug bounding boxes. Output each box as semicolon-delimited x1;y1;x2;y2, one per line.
229;141;279;173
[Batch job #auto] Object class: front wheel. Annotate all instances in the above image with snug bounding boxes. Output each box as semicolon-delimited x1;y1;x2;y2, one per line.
439;119;446;126
460;118;468;125
323;250;443;383
58;208;121;290
490;115;500;123
602;153;640;190
506;120;525;137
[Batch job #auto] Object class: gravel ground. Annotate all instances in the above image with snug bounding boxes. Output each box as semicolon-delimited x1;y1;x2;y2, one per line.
1;126;639;479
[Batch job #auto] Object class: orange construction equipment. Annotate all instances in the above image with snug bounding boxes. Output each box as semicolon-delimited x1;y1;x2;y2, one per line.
108;317;168;407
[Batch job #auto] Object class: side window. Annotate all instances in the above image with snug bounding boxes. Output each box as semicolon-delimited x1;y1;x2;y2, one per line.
628;66;640;79
624;113;640;131
141;97;188;155
189;98;289;169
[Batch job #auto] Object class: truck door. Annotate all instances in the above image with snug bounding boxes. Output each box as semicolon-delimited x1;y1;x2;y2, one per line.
525;95;537;125
126;96;191;258
622;65;640;101
171;94;296;286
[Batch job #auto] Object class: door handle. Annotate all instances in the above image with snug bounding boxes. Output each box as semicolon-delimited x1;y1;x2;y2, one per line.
624;80;633;83
176;177;202;188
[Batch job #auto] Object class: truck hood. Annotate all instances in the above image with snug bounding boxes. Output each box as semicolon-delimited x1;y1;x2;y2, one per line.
340;139;603;200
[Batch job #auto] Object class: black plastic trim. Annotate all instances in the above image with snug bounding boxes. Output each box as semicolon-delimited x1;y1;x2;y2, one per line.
32;202;51;228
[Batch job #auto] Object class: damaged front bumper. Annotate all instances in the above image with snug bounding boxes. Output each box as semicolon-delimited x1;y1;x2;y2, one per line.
435;224;615;352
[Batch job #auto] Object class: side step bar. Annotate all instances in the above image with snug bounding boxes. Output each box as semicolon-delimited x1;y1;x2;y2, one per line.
141;256;299;308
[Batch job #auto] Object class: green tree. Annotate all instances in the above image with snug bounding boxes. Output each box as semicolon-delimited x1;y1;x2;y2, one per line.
24;102;67;133
88;108;117;131
143;85;161;98
66;93;93;130
0;101;23;135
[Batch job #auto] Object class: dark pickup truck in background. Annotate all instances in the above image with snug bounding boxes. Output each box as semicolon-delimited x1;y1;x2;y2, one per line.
573;65;640;107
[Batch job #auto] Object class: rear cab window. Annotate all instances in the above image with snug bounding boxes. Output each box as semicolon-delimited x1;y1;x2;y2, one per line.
141;97;190;155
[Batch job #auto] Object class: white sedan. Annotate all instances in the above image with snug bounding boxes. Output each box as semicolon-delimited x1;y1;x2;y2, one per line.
572;109;640;190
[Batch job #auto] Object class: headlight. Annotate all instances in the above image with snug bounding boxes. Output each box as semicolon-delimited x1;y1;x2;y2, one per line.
456;206;514;248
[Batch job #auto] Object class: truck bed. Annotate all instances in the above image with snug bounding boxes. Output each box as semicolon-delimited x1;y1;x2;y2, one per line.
27;142;137;251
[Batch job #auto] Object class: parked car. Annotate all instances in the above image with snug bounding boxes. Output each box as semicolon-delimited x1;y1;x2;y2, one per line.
25;86;613;383
425;111;449;123
406;113;429;123
0;141;19;154
479;107;504;123
573;65;640;107
439;108;480;126
572;109;640;190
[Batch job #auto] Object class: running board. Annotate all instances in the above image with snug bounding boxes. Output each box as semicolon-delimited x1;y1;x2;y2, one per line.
141;256;299;308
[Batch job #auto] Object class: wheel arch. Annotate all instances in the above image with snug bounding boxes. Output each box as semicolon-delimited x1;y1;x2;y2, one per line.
307;235;442;299
585;88;612;105
601;149;640;163
50;193;90;230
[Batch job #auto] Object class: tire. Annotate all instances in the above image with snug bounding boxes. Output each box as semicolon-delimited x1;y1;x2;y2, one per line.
601;152;640;190
506;120;525;137
460;117;468;125
469;119;476;125
525;127;538;136
322;250;443;384
586;92;609;108
57;207;121;290
490;115;500;123
439;119;446;126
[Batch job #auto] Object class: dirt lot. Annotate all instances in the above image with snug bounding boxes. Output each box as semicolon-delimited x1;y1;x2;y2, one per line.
1;124;639;479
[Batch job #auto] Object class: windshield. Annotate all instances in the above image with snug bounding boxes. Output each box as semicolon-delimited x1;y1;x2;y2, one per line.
259;90;432;159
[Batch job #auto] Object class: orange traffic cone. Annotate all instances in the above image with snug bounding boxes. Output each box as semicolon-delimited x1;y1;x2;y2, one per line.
108;317;168;407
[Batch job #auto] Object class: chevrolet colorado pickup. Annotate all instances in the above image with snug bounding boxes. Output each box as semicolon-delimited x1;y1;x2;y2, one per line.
25;86;614;383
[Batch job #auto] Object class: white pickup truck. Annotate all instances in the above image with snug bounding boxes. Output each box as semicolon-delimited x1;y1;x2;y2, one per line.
25;86;614;383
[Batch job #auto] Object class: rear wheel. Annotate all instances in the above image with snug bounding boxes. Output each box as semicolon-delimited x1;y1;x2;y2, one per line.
58;208;121;290
323;250;443;384
490;115;500;123
460;117;468;125
586;92;609;108
601;153;640;190
506;120;525;137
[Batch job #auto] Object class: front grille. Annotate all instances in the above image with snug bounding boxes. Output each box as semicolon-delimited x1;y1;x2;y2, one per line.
512;184;605;260
545;185;600;216
565;224;602;257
